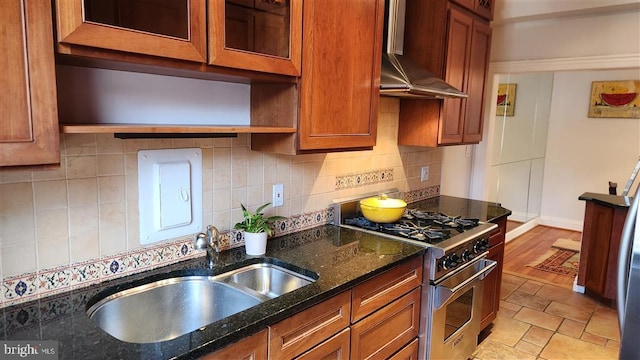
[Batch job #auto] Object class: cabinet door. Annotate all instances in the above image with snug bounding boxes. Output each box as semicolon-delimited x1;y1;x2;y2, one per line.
451;0;495;20
209;0;302;75
352;255;423;322
388;338;419;360
578;201;626;299
480;241;503;330
269;290;351;359
295;328;351;360
462;19;491;144
473;0;495;20
481;217;505;330
439;7;472;145
298;0;384;150
55;0;206;62
1;0;59;167
201;329;267;360
351;288;421;360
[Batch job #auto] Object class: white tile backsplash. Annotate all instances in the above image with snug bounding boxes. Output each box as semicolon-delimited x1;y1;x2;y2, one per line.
0;97;443;308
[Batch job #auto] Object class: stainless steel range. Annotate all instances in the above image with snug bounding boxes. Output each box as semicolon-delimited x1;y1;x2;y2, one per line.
334;195;497;360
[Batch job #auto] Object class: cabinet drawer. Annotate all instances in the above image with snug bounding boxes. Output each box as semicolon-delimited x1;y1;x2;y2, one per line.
295;328;350;360
350;287;421;360
269;291;351;359
201;328;267;360
352;256;423;322
388;338;419;360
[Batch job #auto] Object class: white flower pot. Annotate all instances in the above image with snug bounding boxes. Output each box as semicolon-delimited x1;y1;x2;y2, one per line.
244;232;268;255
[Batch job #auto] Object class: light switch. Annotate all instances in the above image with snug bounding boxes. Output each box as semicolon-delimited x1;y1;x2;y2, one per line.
158;161;192;229
138;148;202;245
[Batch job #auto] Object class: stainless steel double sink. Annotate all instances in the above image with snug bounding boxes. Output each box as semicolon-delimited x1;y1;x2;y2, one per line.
87;261;317;344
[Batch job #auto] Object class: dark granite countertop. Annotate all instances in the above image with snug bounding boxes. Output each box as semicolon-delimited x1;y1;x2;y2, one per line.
408;195;512;222
579;192;633;208
0;195;508;359
0;225;425;359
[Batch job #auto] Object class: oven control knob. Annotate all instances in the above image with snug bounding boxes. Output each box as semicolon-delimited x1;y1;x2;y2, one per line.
439;257;449;270
448;253;460;268
462;249;474;262
473;239;489;253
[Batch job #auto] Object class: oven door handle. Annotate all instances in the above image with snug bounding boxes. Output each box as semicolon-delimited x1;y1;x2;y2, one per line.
433;258;497;309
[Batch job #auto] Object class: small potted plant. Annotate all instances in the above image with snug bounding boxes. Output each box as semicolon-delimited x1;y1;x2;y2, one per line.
234;203;285;255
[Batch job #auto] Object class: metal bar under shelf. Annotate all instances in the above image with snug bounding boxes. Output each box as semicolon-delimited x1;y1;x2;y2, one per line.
59;123;297;135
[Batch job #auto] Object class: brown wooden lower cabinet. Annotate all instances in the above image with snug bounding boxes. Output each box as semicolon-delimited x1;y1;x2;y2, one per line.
295;328;351;360
388;338;419;360
350;288;421;360
269;291;352;359
351;256;423;322
480;216;506;330
201;328;268;360
202;256;423;359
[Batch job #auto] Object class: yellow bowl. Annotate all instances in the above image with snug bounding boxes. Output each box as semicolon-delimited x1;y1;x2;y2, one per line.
359;195;407;223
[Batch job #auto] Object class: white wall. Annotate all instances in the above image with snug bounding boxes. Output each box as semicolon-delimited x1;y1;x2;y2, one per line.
541;69;640;229
494;0;640;25
440;146;474;197
491;10;640;62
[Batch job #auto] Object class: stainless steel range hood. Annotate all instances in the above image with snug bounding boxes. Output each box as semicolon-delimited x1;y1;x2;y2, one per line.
380;0;467;99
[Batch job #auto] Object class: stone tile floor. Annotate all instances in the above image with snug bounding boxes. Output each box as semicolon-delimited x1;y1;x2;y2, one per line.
473;273;620;359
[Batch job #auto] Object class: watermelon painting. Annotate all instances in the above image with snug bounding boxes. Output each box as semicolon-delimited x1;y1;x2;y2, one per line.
496;84;517;116
599;92;638;107
589;80;640;118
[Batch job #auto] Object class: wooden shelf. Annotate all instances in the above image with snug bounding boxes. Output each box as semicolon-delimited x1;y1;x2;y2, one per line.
60;123;297;134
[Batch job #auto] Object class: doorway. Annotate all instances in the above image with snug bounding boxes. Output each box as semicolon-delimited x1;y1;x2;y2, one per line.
487;72;553;237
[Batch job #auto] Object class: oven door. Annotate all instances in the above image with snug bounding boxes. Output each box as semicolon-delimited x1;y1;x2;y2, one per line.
428;255;497;360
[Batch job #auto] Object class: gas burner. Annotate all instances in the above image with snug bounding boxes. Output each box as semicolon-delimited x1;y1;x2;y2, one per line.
380;221;450;242
408;210;479;229
344;217;379;231
343;216;453;243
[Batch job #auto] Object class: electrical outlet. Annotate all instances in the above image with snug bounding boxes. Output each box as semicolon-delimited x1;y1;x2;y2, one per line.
420;166;430;182
272;184;284;207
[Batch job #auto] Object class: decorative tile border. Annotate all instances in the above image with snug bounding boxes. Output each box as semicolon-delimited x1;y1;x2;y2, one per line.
403;185;440;203
1;207;334;309
335;168;394;190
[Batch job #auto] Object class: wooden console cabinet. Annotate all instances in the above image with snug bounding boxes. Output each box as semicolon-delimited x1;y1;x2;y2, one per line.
578;193;630;301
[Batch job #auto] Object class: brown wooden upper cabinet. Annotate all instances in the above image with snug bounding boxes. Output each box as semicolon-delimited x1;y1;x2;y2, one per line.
398;1;491;147
1;0;60;167
451;0;495;20
209;0;302;76
251;0;385;154
55;0;207;63
55;0;302;76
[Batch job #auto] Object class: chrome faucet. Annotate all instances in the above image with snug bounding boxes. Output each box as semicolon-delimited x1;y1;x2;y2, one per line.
194;225;220;269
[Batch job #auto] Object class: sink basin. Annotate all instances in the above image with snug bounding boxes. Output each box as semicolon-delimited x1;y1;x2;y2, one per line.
87;262;316;343
88;277;262;343
217;263;315;299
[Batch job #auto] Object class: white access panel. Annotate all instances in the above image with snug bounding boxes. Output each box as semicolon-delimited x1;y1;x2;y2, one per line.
138;148;202;245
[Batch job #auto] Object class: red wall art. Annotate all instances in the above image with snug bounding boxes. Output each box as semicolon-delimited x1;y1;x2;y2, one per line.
588;80;640;118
